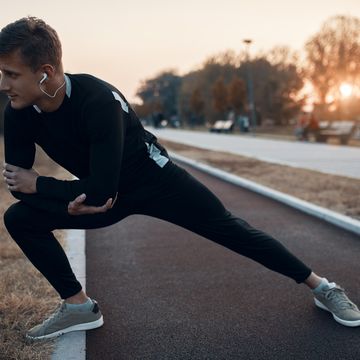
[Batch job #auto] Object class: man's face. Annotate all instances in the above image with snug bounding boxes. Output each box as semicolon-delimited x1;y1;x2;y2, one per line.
0;50;44;110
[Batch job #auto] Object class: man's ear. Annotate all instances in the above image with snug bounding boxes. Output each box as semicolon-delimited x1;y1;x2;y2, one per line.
39;64;56;79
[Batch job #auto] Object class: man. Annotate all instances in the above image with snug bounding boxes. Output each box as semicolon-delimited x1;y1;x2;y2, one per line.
1;17;359;341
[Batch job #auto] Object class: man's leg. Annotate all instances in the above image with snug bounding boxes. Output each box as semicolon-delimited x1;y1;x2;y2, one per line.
138;162;360;326
3;200;128;299
3;200;131;339
138;162;312;283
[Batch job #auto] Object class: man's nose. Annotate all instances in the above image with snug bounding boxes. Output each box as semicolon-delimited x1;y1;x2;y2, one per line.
0;77;10;92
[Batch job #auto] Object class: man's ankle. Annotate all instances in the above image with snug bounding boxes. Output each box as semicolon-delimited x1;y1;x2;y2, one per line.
304;272;323;290
65;291;89;304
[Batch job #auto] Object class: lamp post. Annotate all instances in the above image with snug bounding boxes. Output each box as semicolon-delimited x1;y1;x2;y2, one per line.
243;39;257;134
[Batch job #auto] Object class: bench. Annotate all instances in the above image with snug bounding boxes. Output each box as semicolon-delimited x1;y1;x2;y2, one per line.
315;120;356;145
209;120;234;133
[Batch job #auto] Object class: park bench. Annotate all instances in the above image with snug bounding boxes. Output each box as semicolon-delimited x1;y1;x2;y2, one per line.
209;120;234;133
315;120;356;145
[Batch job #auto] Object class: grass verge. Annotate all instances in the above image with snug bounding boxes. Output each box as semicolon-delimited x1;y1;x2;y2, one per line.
160;139;360;221
0;137;72;360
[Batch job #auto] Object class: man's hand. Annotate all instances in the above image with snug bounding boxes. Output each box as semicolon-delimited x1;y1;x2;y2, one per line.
67;193;118;216
2;163;39;193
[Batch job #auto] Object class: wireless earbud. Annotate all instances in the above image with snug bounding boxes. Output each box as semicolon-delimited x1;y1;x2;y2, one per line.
38;73;66;98
39;73;48;85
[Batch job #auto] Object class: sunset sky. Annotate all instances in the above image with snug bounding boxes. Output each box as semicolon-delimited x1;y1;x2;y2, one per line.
2;0;360;102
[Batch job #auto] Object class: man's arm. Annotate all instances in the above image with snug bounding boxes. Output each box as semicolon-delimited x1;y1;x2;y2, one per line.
3;162;117;215
9;191;69;214
3;105;116;215
36;99;125;206
3;105;69;214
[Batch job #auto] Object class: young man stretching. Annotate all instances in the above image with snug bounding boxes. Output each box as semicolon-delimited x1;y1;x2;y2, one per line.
1;17;359;340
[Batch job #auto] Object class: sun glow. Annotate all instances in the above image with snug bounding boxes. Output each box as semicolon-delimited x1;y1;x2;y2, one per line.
339;83;353;98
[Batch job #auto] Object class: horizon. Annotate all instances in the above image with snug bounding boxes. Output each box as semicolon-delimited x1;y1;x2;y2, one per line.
2;0;360;102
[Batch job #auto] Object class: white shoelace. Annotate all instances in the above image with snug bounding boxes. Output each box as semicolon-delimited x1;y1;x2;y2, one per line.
41;302;67;326
325;287;358;310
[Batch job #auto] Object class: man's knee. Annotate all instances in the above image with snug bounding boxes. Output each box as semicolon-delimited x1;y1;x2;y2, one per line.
4;202;21;232
3;202;35;233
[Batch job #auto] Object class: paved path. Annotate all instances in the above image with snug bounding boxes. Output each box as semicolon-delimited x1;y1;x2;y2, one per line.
149;128;360;179
86;163;360;360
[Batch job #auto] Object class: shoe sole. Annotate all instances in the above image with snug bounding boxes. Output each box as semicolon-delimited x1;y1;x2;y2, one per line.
314;298;360;327
26;315;104;340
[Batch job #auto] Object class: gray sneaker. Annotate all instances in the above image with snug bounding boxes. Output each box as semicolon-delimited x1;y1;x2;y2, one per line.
314;284;360;327
26;299;104;340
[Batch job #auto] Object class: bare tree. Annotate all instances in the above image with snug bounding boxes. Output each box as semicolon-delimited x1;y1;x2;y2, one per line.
136;70;181;119
267;46;300;69
228;77;246;116
190;87;205;121
239;49;304;125
212;77;228;119
305;15;360;117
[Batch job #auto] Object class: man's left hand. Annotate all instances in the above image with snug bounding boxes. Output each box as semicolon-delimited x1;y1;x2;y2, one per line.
2;163;39;194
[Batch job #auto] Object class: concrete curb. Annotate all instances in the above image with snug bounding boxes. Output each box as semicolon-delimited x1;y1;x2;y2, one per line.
51;229;86;360
169;151;360;236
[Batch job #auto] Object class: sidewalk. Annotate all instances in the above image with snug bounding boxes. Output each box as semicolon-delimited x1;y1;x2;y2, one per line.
150;128;360;179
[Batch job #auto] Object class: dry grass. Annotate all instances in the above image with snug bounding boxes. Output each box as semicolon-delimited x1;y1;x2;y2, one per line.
0;137;73;360
161;139;360;220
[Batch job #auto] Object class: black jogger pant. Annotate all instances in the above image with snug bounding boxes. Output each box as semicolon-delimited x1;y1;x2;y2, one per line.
3;160;312;299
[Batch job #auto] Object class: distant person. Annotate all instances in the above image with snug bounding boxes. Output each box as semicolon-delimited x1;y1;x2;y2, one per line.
238;115;250;133
169;113;180;128
295;112;309;141
303;112;319;141
227;109;235;122
255;107;262;127
1;17;360;341
152;111;164;128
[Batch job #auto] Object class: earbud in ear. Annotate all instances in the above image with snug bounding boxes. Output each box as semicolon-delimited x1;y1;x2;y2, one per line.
39;73;48;85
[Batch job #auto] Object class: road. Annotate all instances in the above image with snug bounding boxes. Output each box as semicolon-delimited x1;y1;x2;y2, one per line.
86;162;360;360
149;128;360;179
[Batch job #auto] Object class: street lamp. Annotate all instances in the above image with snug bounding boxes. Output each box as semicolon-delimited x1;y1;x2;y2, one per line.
243;39;257;134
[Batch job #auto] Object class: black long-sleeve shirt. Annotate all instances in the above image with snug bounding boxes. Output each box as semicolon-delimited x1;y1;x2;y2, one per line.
4;73;165;214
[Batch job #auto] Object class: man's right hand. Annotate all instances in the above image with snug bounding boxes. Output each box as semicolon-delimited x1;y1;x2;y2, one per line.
67;193;117;215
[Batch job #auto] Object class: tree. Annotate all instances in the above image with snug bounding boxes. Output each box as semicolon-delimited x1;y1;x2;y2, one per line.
133;101;154;120
136;48;304;126
238;49;304;125
265;48;305;124
136;70;182;119
190;87;205;123
179;51;241;124
305;15;360;118
212;77;228;118
228;76;246;115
